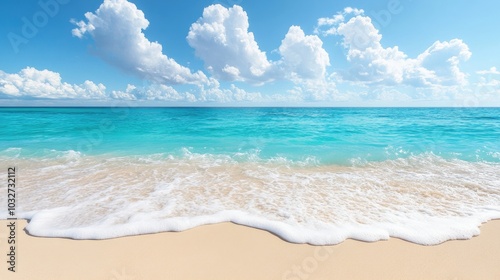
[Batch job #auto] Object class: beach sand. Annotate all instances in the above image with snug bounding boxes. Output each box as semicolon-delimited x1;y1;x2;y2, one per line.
1;219;500;280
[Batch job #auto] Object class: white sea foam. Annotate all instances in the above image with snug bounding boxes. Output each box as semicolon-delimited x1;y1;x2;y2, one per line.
1;150;500;245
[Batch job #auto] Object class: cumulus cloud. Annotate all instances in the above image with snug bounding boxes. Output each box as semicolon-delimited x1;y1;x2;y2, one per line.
477;67;500;75
334;15;408;84
0;67;192;101
316;8;472;87
187;4;275;84
111;79;263;103
111;79;265;103
474;67;500;95
412;39;471;86
188;4;331;86
0;67;107;99
110;84;197;101
286;76;338;101
315;7;364;36
72;0;207;85
69;2;333;101
0;67;265;103
279;26;330;80
276;25;334;100
195;78;262;102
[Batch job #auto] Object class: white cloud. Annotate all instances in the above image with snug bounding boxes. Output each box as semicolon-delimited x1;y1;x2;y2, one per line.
72;0;207;85
107;79;264;102
0;67;107;99
335;15;408;85
196;78;262;102
316;9;471;87
276;25;336;101
70;2;333;102
187;4;275;84
366;87;412;102
477;67;500;75
412;39;471;86
477;78;500;89
279;26;330;80
0;66;266;103
187;4;331;90
286;77;338;101
315;7;364;36
475;67;500;94
110;83;197;102
109;78;262;103
228;84;262;102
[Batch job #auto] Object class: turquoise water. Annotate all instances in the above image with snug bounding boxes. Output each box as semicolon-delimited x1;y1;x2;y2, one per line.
1;107;499;163
0;107;499;244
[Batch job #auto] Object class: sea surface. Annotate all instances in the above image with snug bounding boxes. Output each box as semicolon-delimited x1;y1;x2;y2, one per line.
0;107;499;245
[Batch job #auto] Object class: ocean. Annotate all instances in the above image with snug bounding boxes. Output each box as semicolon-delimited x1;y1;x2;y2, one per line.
1;107;499;245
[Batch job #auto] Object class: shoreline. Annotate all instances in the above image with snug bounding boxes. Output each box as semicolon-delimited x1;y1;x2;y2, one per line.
1;219;500;279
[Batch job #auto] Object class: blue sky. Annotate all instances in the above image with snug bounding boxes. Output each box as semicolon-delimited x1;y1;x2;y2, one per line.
1;0;499;106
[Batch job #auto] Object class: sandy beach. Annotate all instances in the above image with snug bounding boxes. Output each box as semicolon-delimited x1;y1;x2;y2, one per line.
0;219;499;280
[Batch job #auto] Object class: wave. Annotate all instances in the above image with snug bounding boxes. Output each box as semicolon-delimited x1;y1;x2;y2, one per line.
1;150;499;245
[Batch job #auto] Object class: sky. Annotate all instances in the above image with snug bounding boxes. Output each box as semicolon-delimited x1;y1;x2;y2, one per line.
1;0;499;106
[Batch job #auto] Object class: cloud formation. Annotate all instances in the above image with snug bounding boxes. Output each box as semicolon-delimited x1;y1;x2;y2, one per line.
196;78;263;102
279;26;330;81
111;79;262;103
0;67;263;103
316;8;472;87
413;39;471;86
110;84;196;101
0;67;106;99
72;0;207;85
188;4;331;85
72;1;331;98
4;2;491;105
315;7;365;36
477;67;500;75
475;67;500;94
187;5;275;84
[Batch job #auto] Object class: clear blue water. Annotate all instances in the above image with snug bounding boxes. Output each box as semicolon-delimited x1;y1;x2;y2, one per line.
1;107;499;163
0;107;499;244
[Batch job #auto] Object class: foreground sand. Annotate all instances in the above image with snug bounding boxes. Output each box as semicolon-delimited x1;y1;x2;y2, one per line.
1;220;499;280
